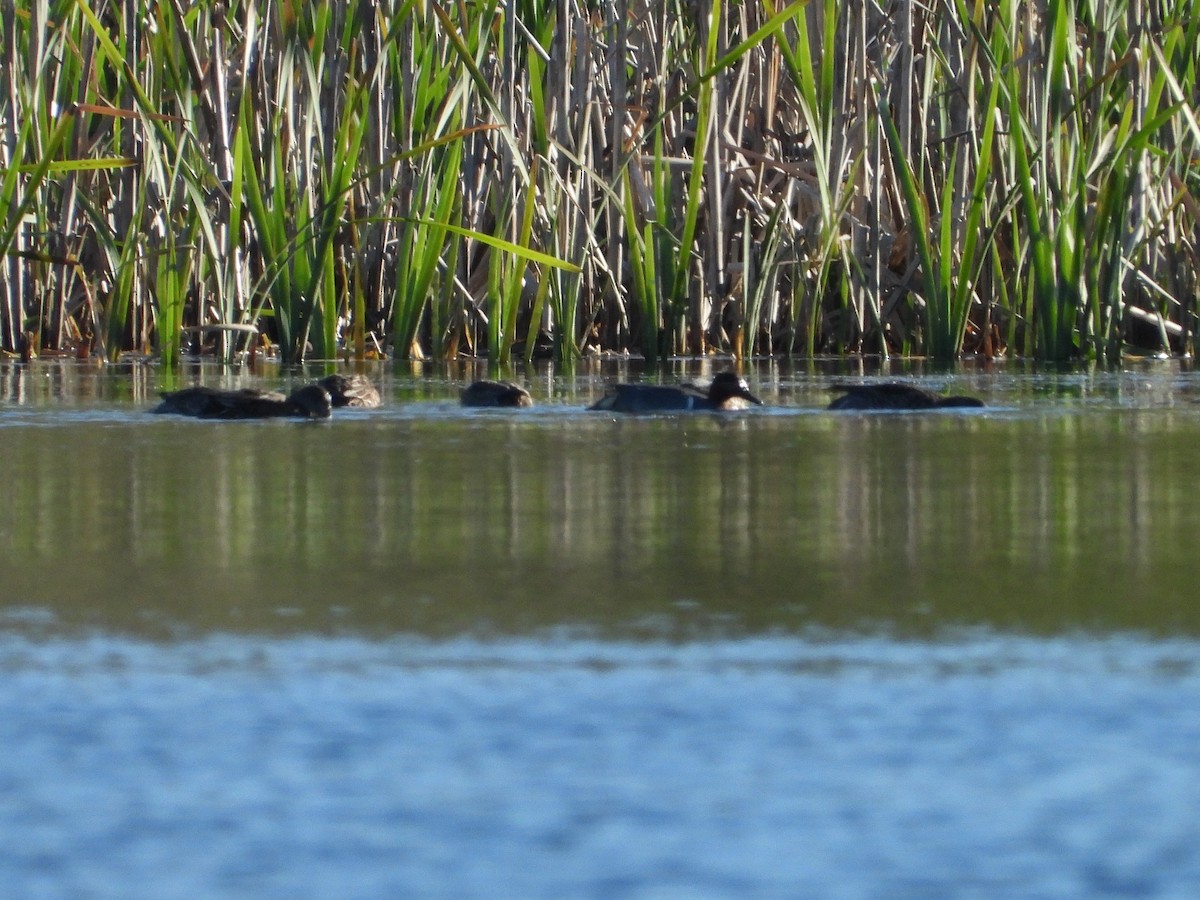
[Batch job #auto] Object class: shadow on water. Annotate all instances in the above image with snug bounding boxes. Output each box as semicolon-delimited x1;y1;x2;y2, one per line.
2;357;1199;639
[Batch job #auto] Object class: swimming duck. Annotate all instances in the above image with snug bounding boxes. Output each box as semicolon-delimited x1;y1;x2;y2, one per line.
152;384;333;419
827;382;984;410
461;380;534;407
589;372;763;412
318;374;381;408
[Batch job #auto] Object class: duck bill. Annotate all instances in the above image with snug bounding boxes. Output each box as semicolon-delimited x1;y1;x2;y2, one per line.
742;390;764;406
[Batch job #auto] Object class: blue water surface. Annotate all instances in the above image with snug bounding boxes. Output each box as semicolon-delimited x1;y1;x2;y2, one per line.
1;631;1198;899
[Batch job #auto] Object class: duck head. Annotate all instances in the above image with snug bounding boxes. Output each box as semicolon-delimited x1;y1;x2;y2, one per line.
708;372;763;409
289;384;334;419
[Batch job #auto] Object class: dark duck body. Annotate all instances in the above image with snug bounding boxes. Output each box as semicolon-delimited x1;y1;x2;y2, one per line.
152;384;333;419
589;372;763;412
827;382;983;411
317;374;381;408
461;380;533;408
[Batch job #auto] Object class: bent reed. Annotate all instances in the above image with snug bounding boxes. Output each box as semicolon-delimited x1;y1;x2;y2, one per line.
2;0;1197;366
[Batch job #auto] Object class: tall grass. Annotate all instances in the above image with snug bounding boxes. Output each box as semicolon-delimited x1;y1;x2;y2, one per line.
1;0;1197;364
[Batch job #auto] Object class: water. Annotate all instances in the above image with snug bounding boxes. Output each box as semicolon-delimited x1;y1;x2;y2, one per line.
4;633;1200;898
2;359;1200;897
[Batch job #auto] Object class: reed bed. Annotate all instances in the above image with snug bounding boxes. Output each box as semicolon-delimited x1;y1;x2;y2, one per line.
1;0;1197;364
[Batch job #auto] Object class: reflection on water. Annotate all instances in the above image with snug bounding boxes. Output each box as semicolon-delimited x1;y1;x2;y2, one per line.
0;359;1198;636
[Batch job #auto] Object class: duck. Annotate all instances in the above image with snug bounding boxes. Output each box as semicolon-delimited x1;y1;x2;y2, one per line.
589;371;763;412
317;374;381;408
461;380;534;408
152;384;333;419
827;382;984;410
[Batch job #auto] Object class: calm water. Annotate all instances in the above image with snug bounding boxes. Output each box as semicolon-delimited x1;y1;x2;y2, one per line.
2;359;1200;896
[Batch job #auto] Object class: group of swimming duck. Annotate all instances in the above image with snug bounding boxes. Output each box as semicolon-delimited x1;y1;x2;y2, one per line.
152;371;984;419
465;372;984;411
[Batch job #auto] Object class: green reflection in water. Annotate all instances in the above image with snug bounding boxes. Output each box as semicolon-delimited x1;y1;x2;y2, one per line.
0;397;1197;638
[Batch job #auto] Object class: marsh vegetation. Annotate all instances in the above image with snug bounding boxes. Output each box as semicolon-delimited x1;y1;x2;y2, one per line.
2;0;1197;365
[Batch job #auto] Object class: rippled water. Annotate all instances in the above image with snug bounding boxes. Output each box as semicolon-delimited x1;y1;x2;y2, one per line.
4;632;1200;898
2;359;1200;897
